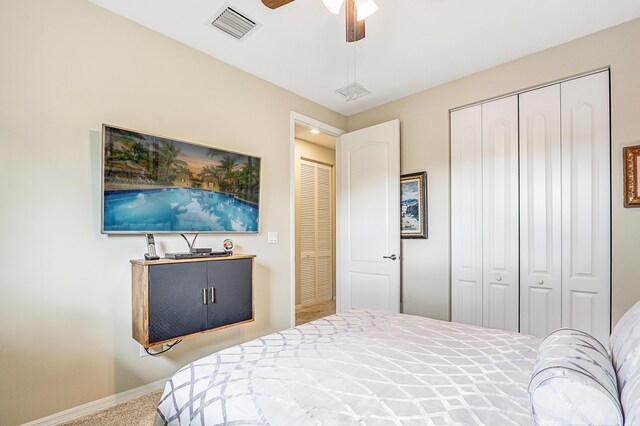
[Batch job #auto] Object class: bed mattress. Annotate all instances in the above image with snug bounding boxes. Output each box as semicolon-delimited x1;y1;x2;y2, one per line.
155;310;540;425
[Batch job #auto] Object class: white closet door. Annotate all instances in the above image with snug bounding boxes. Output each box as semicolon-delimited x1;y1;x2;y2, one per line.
300;161;317;305
316;164;333;302
300;160;333;305
560;71;611;344
451;105;483;326
519;84;562;338
482;96;519;331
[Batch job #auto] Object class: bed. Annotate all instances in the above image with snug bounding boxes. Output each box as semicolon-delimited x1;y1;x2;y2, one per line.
155;310;541;425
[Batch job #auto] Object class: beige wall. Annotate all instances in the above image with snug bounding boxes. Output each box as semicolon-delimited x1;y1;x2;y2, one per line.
0;1;346;424
348;18;640;326
294;138;336;307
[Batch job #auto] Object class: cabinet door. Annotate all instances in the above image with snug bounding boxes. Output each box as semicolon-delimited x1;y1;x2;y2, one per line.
519;84;562;338
482;96;519;331
207;259;253;329
560;71;611;345
451;105;483;326
148;262;208;344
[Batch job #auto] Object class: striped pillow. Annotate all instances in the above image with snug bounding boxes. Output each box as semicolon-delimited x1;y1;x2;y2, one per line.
529;328;623;426
621;371;640;425
610;300;640;421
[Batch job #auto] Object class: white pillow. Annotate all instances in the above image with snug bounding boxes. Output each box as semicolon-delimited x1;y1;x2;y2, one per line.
610;300;640;421
621;371;640;425
610;300;640;388
529;328;623;426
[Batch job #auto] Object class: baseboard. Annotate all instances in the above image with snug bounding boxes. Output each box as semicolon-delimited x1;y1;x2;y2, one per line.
21;378;166;426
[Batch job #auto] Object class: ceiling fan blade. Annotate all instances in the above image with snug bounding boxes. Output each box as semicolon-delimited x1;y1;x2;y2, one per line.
261;0;295;9
346;0;365;42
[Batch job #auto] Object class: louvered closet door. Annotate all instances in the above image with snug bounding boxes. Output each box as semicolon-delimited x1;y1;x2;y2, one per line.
300;160;333;306
451;105;483;326
560;71;611;344
519;84;562;338
482;96;519;331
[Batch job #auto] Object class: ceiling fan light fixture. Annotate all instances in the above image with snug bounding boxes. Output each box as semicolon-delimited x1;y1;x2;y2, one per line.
354;0;379;21
336;82;371;102
322;0;344;14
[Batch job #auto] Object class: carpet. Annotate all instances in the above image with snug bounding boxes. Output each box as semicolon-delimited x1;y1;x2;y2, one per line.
59;390;162;426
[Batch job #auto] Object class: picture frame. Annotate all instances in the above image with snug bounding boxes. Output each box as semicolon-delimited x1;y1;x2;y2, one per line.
624;144;640;208
400;171;428;239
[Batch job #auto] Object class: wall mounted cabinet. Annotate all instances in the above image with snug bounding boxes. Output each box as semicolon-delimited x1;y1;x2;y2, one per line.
131;255;255;348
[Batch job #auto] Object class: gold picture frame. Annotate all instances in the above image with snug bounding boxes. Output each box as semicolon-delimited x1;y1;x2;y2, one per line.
624;144;640;208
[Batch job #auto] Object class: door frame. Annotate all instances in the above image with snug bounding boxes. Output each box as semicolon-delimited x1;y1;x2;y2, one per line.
289;112;345;328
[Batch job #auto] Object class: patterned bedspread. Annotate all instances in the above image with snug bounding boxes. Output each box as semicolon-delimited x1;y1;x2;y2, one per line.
155;310;540;425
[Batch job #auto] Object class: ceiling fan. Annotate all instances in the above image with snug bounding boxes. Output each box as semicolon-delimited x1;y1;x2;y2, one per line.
261;0;379;42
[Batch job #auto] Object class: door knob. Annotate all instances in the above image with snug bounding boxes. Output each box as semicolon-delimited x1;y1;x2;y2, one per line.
496;276;502;282
537;279;544;285
383;254;397;261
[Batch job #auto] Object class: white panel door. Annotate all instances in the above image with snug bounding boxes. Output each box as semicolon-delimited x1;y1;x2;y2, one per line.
560;71;611;345
337;120;400;312
451;106;483;326
482;96;519;331
300;160;333;305
519;85;562;338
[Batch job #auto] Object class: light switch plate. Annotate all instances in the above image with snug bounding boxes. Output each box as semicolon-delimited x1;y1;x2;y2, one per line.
268;232;278;244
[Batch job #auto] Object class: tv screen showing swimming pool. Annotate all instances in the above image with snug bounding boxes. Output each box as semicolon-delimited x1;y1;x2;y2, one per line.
101;125;260;234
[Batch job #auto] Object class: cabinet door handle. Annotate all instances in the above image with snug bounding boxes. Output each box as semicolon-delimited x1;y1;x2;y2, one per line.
203;288;208;305
211;287;215;304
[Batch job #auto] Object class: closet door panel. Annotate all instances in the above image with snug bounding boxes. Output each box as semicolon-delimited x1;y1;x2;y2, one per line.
482;96;519;331
451;105;483;326
561;71;611;344
300;160;334;305
316;164;334;302
300;161;317;305
519;85;562;337
527;287;554;337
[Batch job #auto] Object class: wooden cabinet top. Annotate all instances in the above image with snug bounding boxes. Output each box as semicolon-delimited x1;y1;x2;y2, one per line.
130;254;255;266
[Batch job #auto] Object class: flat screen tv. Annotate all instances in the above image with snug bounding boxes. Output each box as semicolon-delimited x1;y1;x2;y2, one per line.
101;125;260;234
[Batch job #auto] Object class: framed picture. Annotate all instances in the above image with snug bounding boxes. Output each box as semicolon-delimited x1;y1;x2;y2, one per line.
624;144;640;208
400;171;427;239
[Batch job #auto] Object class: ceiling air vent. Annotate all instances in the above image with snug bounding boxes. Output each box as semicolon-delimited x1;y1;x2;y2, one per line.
211;6;257;40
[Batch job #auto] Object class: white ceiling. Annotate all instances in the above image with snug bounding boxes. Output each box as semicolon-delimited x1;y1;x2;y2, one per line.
88;0;640;116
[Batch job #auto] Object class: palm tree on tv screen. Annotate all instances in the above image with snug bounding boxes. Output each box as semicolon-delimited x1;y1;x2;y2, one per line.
158;141;182;183
217;154;238;192
111;137;146;164
199;165;219;180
